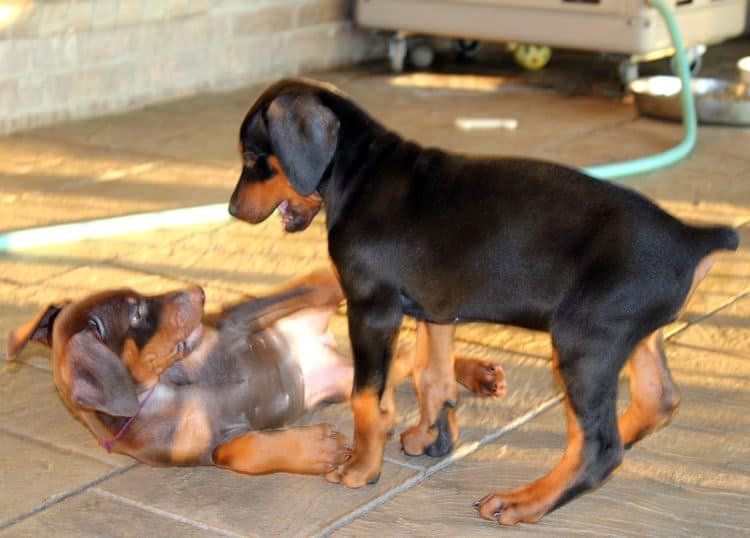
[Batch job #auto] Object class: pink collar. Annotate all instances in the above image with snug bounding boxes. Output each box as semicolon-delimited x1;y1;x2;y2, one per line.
98;385;157;453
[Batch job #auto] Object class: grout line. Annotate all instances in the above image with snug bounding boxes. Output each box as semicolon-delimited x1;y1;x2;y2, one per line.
314;395;563;537
22;131;234;170
0;426;131;468
382;456;424;472
530;116;636;154
90;489;246;538
671;340;750;361
0;463;137;531
667;290;750;341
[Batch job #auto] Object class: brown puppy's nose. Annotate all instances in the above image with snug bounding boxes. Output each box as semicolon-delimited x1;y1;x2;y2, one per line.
191;286;206;306
228;200;238;217
180;286;205;307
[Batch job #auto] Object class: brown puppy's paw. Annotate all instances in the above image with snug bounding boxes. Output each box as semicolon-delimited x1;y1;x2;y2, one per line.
297;423;351;475
456;358;507;398
474;490;550;526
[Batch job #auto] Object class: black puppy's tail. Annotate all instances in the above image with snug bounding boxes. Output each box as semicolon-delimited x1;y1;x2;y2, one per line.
686;224;740;259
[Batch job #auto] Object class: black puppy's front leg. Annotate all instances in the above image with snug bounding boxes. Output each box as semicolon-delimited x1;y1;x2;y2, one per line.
326;289;403;488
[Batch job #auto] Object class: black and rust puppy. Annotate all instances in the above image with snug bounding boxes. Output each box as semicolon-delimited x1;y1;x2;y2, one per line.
228;78;739;524
7;268;503;476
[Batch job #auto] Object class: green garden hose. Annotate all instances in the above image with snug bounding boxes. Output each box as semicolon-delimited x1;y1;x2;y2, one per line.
584;0;697;180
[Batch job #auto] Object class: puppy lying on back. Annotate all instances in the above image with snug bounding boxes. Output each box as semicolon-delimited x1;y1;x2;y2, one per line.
7;268;505;476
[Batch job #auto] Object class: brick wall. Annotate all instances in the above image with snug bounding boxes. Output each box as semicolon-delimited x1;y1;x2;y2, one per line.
0;0;385;134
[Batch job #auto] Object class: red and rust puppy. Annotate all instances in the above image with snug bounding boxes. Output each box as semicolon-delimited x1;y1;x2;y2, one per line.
7;268;504;476
228;78;739;523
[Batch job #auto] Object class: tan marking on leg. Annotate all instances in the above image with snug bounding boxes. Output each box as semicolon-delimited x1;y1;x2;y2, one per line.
400;322;459;456
214;423;350;476
618;330;680;447
477;350;588;525
677;255;715;317
478;395;586;524
326;387;391;487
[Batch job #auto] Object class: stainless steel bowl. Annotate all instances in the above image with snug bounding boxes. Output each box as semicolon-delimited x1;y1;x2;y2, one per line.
629;75;750;126
739;56;750;86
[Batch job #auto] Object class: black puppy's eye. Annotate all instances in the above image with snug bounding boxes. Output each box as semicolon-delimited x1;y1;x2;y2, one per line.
88;316;105;340
242;151;258;168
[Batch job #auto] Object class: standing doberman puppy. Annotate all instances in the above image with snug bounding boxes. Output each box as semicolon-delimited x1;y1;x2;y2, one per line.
228;78;739;524
7;268;502;475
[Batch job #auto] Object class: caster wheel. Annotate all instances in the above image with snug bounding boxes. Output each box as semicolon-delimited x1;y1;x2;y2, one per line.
671;44;705;76
453;39;480;59
618;60;639;86
409;41;435;70
388;35;407;73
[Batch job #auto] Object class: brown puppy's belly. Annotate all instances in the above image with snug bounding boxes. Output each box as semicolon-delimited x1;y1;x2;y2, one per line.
273;307;353;409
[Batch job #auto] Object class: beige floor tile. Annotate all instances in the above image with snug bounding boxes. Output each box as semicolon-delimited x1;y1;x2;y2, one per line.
0;363;131;467
0;431;114;524
339;400;750;537
672;294;750;358
96;462;417;537
2;490;222;537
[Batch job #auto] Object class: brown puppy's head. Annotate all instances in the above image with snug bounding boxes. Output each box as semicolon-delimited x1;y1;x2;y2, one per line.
7;287;205;417
229;79;340;232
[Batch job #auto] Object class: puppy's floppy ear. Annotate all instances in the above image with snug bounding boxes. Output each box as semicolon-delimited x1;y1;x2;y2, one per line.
67;330;139;417
6;302;70;361
266;93;340;196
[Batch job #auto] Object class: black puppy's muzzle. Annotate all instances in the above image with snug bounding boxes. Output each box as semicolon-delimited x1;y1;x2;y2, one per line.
228;197;239;218
228;176;244;218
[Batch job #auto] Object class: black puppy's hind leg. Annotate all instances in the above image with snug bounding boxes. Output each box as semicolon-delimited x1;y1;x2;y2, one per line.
618;330;680;448
477;312;631;525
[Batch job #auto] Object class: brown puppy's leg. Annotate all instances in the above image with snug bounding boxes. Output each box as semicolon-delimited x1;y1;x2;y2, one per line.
401;322;459;457
213;424;350;476
455;357;507;398
618;330;680;448
392;337;506;398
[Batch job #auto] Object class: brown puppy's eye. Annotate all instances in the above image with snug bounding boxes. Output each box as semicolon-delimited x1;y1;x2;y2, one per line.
128;299;147;326
88;316;105;340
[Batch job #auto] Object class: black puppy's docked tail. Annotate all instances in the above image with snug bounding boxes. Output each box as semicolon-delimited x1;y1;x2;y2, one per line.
688;224;740;258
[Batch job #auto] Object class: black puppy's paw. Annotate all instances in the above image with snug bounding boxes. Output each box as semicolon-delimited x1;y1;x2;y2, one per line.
424;401;457;457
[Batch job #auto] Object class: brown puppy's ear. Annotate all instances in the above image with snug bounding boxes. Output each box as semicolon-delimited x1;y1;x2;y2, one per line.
6;302;70;361
266;93;340;196
67;330;139;417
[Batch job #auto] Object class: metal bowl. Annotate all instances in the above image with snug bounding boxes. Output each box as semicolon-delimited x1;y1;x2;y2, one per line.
629;75;750;126
739;56;750;86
